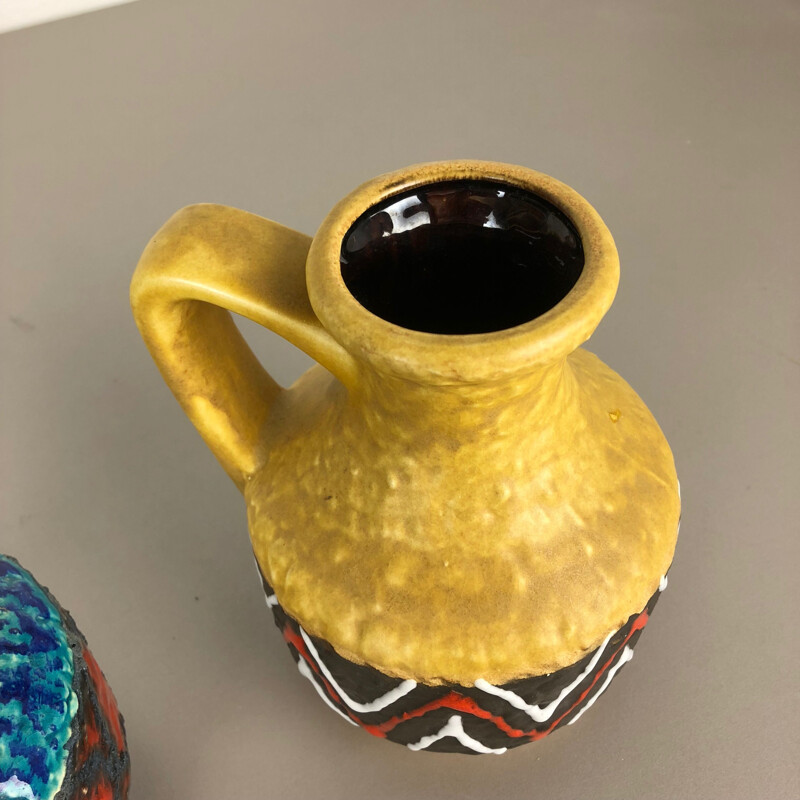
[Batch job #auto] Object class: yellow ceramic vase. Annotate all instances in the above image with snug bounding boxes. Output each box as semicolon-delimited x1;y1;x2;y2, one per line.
131;161;680;754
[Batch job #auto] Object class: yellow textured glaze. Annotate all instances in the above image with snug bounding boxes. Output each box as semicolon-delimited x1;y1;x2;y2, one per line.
131;161;680;686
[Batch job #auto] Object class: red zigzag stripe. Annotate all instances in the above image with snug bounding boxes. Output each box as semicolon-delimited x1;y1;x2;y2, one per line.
282;626;349;711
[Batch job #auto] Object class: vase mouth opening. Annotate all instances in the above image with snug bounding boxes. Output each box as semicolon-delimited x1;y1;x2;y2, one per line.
307;161;620;384
339;179;585;336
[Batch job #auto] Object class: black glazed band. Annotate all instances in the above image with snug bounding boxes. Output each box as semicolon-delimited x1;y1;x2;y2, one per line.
340;180;584;335
258;566;666;754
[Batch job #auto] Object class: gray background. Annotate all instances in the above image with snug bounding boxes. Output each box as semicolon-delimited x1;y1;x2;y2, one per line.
1;1;798;797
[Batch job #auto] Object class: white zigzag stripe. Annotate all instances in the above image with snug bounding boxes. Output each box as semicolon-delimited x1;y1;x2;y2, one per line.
474;628;616;723
299;628;419;713
296;658;357;725
407;714;507;754
567;645;634;725
473;575;664;724
258;560;417;714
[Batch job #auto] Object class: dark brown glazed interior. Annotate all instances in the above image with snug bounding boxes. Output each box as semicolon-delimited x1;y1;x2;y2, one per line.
340;180;584;335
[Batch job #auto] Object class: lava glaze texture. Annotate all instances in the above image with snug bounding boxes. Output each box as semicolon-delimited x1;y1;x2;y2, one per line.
0;555;129;799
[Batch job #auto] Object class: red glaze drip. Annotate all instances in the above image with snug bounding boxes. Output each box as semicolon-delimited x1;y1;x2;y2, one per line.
76;699;101;767
86;776;113;800
82;646;125;752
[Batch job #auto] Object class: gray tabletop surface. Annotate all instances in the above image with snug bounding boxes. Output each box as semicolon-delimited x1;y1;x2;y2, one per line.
2;1;798;798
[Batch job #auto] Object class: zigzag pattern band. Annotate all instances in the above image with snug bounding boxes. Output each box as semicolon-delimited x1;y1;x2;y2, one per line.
257;565;666;754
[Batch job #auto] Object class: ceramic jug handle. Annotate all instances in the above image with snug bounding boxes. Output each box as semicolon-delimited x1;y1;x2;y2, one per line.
130;203;358;491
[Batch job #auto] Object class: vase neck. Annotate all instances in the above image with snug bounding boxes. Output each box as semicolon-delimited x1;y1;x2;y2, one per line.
352;358;574;446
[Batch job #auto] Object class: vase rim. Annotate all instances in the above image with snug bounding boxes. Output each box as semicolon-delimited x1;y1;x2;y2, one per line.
307;160;620;384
